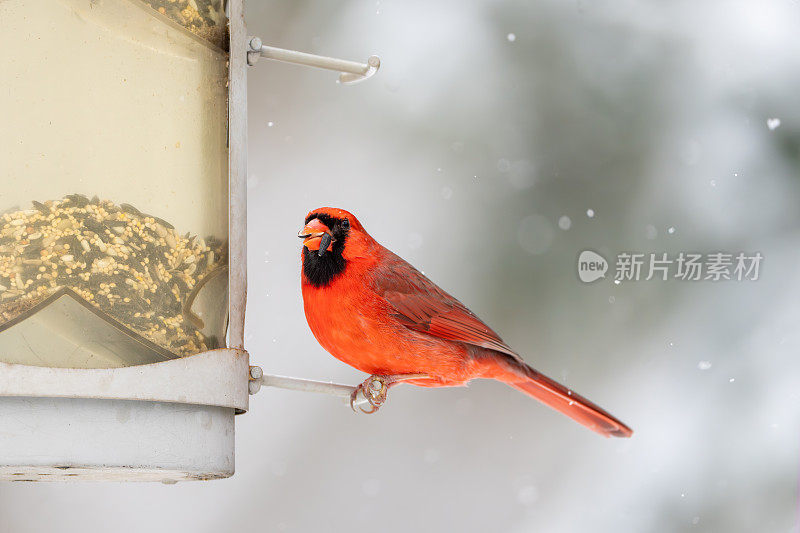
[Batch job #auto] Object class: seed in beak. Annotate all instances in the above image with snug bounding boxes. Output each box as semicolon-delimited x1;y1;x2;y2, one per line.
318;233;332;257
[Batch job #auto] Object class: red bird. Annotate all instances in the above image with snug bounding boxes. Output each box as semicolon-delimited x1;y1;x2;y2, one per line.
299;207;632;438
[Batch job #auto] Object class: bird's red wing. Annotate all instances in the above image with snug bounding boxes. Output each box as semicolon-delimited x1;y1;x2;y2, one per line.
369;250;633;438
374;251;520;358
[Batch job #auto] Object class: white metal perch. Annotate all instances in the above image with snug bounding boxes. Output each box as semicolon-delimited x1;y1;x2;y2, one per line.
248;366;372;408
247;37;380;84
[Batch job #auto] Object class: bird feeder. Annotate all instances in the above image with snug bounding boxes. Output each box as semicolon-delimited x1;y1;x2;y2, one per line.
0;0;379;482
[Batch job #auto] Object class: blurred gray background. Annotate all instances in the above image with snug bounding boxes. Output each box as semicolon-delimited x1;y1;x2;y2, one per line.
2;0;800;531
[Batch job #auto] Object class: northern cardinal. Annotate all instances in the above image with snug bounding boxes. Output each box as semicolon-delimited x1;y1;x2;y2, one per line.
299;207;632;438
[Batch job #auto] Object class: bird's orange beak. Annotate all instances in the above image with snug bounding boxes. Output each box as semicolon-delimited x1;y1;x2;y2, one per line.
298;218;334;254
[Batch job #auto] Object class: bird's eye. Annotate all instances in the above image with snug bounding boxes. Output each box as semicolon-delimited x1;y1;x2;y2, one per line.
341;219;350;229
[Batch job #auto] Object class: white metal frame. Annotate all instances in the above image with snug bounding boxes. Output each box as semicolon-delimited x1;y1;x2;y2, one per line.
228;0;248;351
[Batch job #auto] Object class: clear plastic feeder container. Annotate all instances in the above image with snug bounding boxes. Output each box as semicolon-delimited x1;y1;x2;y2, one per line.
0;0;229;368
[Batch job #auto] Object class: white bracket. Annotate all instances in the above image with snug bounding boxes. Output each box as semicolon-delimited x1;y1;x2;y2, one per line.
247;37;380;84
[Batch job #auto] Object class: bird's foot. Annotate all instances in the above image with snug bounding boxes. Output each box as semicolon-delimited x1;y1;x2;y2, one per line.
350;375;389;414
350;373;430;414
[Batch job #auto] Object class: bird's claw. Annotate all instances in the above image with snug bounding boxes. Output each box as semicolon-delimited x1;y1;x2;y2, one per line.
350;375;389;414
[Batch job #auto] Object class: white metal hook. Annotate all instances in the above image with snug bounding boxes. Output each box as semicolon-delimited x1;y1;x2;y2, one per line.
247;37;380;85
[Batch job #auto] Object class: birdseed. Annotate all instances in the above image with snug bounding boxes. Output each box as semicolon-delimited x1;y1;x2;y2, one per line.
138;0;227;49
0;195;227;357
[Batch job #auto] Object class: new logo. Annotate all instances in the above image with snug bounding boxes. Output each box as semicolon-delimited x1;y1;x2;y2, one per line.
578;250;608;283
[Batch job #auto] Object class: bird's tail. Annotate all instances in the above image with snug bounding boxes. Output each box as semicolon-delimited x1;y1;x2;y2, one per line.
479;351;633;438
